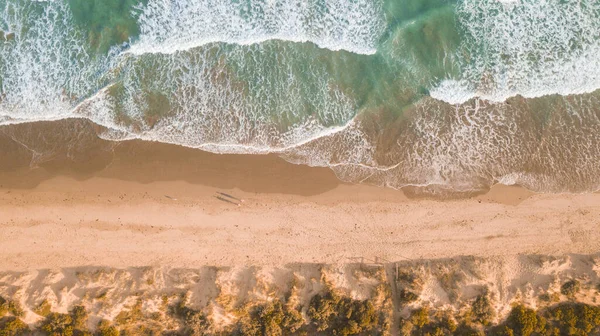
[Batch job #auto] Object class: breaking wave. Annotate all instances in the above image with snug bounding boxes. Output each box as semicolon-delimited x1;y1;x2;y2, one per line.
431;0;600;103
2;0;600;196
130;0;385;55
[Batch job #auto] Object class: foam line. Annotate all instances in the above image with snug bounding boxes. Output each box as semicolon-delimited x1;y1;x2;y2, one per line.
431;0;600;104
129;0;385;56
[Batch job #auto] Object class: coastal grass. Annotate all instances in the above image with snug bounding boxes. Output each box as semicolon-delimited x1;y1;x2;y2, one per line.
1;277;600;335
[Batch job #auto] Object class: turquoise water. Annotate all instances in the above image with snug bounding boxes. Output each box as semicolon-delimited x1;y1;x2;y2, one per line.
1;0;600;195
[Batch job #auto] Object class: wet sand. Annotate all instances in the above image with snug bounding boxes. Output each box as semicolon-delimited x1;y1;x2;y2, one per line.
0;119;599;270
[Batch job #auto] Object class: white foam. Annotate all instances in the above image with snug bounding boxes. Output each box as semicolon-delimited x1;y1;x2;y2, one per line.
432;0;600;104
0;0;367;164
0;0;106;123
129;0;385;56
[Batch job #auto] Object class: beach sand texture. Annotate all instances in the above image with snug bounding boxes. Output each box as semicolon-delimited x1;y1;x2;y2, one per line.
1;120;599;271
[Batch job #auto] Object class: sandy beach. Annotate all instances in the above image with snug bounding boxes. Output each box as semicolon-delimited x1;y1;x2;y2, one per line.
2;120;600;335
1;120;599;271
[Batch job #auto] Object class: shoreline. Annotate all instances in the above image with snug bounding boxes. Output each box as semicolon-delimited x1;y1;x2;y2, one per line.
1;122;599;271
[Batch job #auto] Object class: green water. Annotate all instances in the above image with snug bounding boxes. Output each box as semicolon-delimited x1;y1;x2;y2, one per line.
2;0;600;195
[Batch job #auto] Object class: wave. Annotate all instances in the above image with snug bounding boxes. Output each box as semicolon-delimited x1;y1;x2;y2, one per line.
129;0;385;55
431;0;600;104
0;1;110;122
3;0;600;197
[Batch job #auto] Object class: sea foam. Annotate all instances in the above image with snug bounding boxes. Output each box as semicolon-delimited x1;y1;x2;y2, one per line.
431;0;600;104
0;1;107;122
129;0;385;55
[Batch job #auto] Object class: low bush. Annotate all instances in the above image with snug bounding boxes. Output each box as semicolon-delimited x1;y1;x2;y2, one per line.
0;316;29;336
545;302;600;335
236;300;303;336
169;299;212;336
0;297;24;318
399;289;419;305
40;313;75;336
34;300;52;317
560;280;581;298
471;294;495;326
96;320;119;336
39;306;90;336
308;290;379;336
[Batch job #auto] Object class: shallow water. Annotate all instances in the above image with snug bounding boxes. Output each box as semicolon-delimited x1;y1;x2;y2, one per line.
1;0;599;195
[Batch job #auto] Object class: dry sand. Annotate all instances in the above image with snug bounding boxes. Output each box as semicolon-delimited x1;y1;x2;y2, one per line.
1;121;599;271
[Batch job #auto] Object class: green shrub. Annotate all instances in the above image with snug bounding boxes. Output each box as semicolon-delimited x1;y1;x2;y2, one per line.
441;316;457;333
168;300;212;336
70;306;88;331
114;300;143;326
236;300;304;336
560;280;581;298
410;307;429;328
505;305;545;336
399;289;419;305
182;311;212;336
0;298;23;318
40;313;75;336
471;294;495;325
546;302;600;335
308;290;379;336
0;316;29;336
488;325;514;336
453;322;484;336
403;309;460;336
398;317;414;336
538;293;551;303
34;300;52;317
96;320;119;336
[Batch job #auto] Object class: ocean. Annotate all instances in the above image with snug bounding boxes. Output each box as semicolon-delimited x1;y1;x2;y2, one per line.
1;0;600;195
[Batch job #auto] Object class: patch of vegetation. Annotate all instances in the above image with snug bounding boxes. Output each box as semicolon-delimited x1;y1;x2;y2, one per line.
235;300;304;336
560;280;581;298
454;322;483;336
471;294;495;326
307;289;381;336
397;270;424;292
114;300;144;326
507;304;546;336
96;320;119;336
538;293;551;303
0;297;24;318
3;277;600;336
70;306;89;331
0;316;30;336
487;325;514;336
410;307;429;329
399;308;463;336
399;289;419;305
487;305;546;336
34;299;52;317
115;299;164;335
39;306;90;336
95;292;108;301
438;270;464;303
40;313;75;336
545;302;600;335
169;299;212;336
